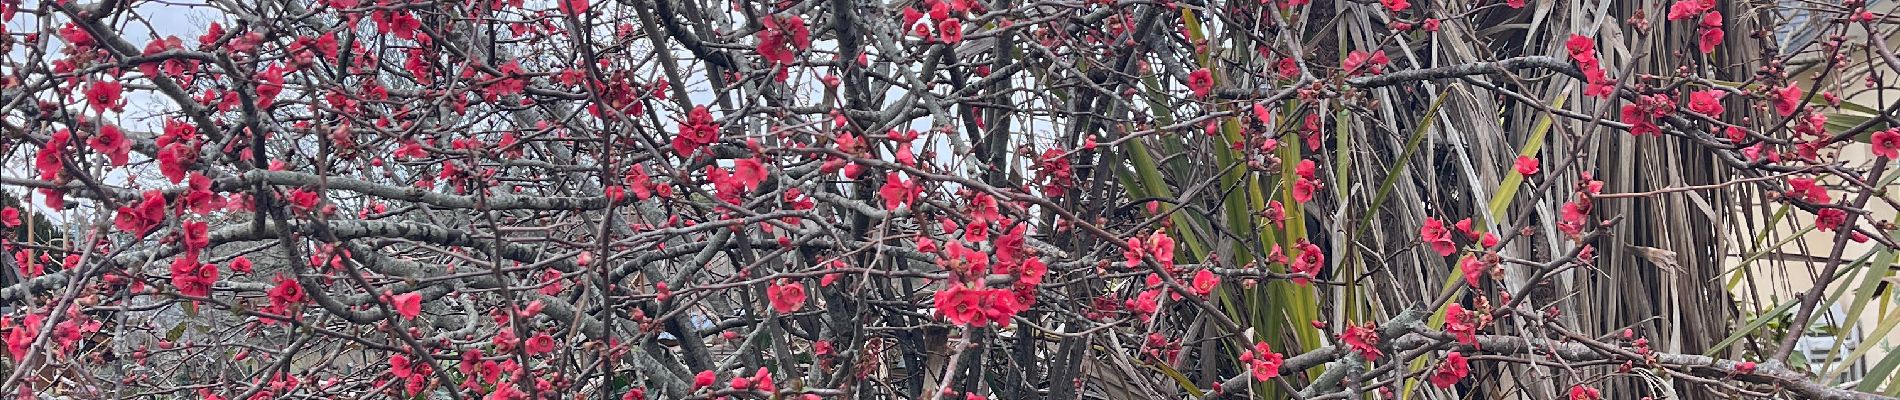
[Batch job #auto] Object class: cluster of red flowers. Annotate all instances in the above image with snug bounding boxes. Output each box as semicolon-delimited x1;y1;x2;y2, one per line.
756;15;811;81
921;202;1048;327
933;284;1027;327
1341;50;1391;76
1666;0;1725;53
1035;149;1075;196
169;254;218;298
1292;160;1323;204
671;105;720;157
1419;218;1459;257
902;0;975;44
1428;352;1470;388
1564;35;1616;98
1439;219;1506;288
1340;321;1382;361
1238;341;1286;381
262;275;306;321
1619;93;1677;137
1557;172;1605;239
1444;302;1488;346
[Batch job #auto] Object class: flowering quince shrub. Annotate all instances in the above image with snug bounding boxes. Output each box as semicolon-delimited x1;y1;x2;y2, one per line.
0;0;1897;399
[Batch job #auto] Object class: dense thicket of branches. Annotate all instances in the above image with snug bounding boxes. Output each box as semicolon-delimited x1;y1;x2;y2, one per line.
1;0;1897;398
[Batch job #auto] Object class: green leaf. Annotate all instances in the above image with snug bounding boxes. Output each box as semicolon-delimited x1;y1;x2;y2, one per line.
1819;250;1896;381
1146;362;1205;397
1860;343;1900;393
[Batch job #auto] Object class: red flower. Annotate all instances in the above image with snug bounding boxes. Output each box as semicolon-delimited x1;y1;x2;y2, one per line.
934;284;984;325
59;23;94;48
1569;385;1602;400
1871;129;1900;159
1453;218;1477;239
1505;0;1524;8
1263;200;1288;228
1147;230;1177;270
938;18;963;44
181;173;225;214
1295;159;1318;179
1815;208;1848;231
1774;84;1803;117
114;191;168;234
1686;90;1725;117
1188;68;1214;98
179;220;210;254
673;106;720;157
756;15;810;67
169;255;218;297
733;158;766;191
1380;0;1409;12
34;130;68;181
1276;57;1300;78
1459;256;1486;287
693;370;716;390
1036;149;1075;195
979;288;1025;326
751;367;776;393
558;0;587;15
1419;218;1458;257
85;80;123;113
878;172;921;210
707;167;745;204
1190;269;1219;296
1564;35;1596;60
524;333;556;355
1445;303;1479;345
1667;0;1705;20
226;256;253;274
1290;241;1324;285
1341;321;1382;361
1514;155;1540;176
1428;352;1470;388
6;314;43;359
766;279;807;314
1621;104;1661;136
158;142;198;184
1787;177;1831;204
0;208;19;228
1697;13;1725;53
1292;177;1319;204
1585;79;1616;98
266;275;306;312
86;125;131;166
392;292;422;319
1018;257;1048;286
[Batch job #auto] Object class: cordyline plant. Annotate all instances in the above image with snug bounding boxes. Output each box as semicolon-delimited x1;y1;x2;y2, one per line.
0;0;1898;398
